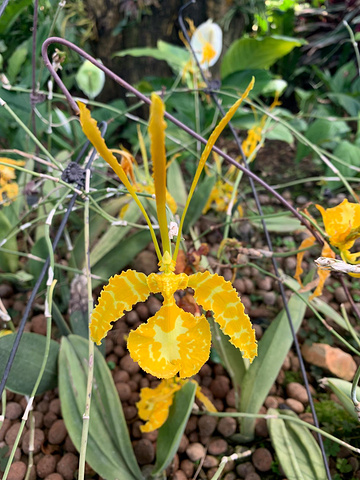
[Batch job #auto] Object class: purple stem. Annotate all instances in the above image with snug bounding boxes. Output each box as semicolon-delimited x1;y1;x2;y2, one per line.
41;36;322;243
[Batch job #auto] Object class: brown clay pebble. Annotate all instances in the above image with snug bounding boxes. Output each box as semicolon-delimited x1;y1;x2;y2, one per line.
133;439;155;465
44;474;64;480
186;442;206;461
226;389;236;408
210;376;230;399
113;370;130;383
217;417;237;437
172;470;187;480
37;455;57;478
286;382;308;404
43;412;58;428
254;418;268;438
236;461;255;478
26;411;44;429
49;399;61;416
252;447;273;472
0;418;11;441
120;354;140;374
208;438;228;456
245;473;261;480
6;402;23;420
224;473;236;480
5;422;26;445
198;415;217;436
185;416;197;434
48;420;67;445
22;428;45;454
36;400;50;414
123;405;137;420
285;398;305;413
64;435;77;453
56;452;78;480
116;382;132;401
31;314;47;335
180;459;194;477
7;461;27;480
203;455;219;468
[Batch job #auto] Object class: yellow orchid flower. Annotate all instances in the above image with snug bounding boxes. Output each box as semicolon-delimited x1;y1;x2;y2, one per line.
78;80;257;379
316;199;360;264
0;158;26;205
137;377;216;432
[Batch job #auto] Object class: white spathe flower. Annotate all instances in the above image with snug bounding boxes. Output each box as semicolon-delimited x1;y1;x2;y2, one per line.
190;19;223;68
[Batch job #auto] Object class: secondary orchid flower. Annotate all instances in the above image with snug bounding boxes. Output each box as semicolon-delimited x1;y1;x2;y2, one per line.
190;19;223;68
78;80;257;379
316;199;360;264
137;377;216;432
0;158;26;204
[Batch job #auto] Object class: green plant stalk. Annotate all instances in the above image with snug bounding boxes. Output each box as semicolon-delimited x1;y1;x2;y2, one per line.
78;168;94;480
24;413;35;480
240;262;360;356
0;99;61;169
200;411;360;454
340;304;360;349
271;176;360;191
343;20;360;77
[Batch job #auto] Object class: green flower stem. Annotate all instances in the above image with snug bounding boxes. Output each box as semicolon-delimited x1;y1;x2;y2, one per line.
0;389;6;428
24;413;35;480
270;176;360;191
78;169;94;480
343;20;360;77
199;411;360;454
0;99;61;170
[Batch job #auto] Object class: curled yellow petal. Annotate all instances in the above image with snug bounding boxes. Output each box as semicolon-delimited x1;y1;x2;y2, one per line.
194;383;217;413
90;270;150;345
294;235;316;287
310;242;335;300
128;299;211;378
188;271;257;363
137;378;181;432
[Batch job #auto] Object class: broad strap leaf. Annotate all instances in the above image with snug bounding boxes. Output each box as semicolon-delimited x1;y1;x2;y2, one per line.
188;271;257;362
90;270;150;345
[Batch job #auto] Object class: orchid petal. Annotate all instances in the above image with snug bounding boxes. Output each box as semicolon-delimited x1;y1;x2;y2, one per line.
128;300;211;378
188;271;257;362
310;242;335;300
90;270;150;345
295;235;316;287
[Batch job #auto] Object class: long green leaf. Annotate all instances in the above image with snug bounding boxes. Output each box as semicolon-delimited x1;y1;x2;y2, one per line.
268;409;327;480
0;332;59;395
152;381;196;476
0;209;18;273
322;377;360;420
59;335;143;480
237;288;310;441
221;36;304;79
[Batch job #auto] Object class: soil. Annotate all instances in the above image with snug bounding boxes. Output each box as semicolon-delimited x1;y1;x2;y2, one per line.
1;141;360;480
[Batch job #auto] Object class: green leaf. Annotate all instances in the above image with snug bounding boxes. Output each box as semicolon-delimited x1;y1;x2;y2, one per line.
221;36;304;79
265;123;293;144
237;286;310;441
7;43;28;84
222;69;274;97
296;119;350;162
0;0;32;34
28;236;48;290
0;332;59;395
76;60;105;100
325;141;360;189
327;93;360;117
152;381;196;476
167;159;188;215
183;174;216;233
322;378;360;420
0;271;33;284
0;209;18;273
310;298;348;331
268;408;327;480
59;335;143;480
114;40;190;75
249;213;304;233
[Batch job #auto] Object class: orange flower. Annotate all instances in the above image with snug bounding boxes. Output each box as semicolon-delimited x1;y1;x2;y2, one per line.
0;158;25;204
78;80;257;379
